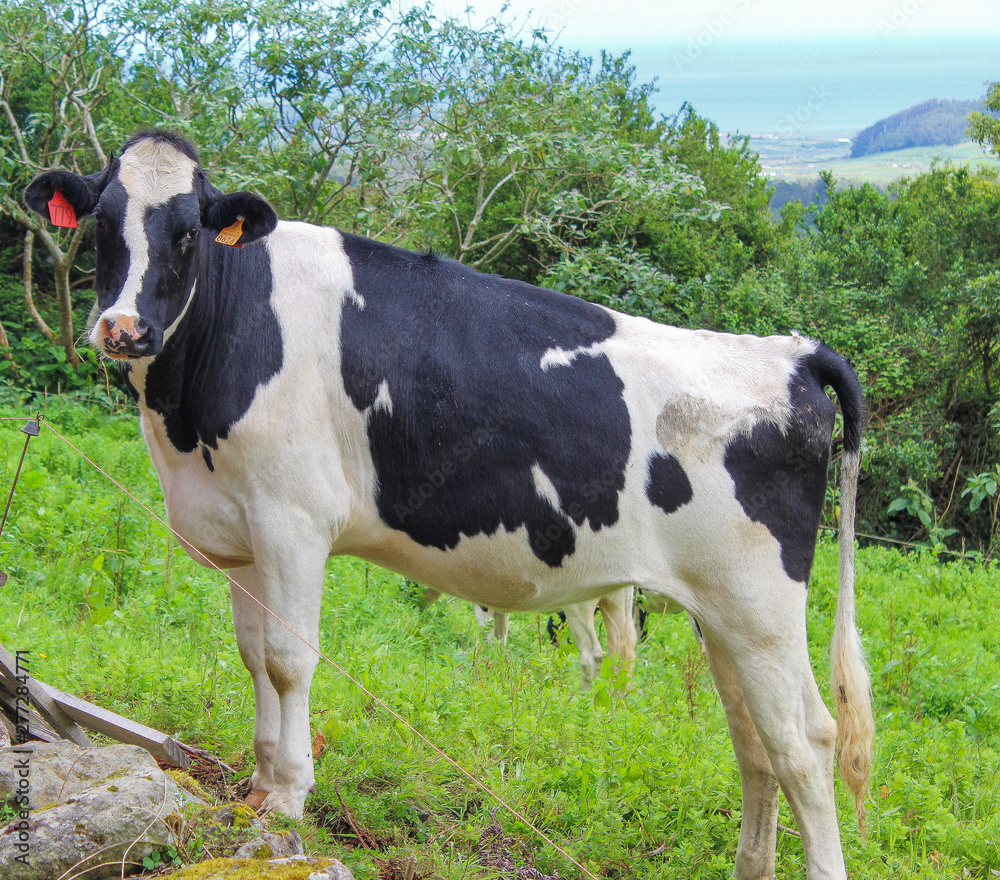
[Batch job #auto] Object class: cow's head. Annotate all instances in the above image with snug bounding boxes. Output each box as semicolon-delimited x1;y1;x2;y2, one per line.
24;130;278;360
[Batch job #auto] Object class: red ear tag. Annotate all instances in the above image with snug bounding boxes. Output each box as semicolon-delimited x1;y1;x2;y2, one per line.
48;190;77;229
215;215;244;249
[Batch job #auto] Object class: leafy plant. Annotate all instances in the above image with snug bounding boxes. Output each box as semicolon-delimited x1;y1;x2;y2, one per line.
142;845;181;870
887;480;958;550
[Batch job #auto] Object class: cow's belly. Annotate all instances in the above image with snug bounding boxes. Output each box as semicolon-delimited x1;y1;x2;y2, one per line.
337;460;783;615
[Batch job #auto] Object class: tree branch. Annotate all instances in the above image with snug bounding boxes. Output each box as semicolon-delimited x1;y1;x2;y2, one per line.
22;231;57;343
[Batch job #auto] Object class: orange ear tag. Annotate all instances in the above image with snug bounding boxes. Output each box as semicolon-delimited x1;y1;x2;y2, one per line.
48;190;78;228
215;215;245;249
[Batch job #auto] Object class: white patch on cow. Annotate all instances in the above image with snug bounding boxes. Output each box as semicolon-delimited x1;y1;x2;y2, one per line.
540;341;605;370
373;380;393;415
345;286;365;309
531;464;563;512
91;139;198;347
602;318;816;466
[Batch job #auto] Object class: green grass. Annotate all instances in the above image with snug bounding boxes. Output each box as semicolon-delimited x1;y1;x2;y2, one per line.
757;136;1000;187
2;399;1000;878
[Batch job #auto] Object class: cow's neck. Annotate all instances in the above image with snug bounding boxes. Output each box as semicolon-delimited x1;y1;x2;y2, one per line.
125;239;284;456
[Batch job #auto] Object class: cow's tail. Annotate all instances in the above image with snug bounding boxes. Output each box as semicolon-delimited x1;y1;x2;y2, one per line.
813;342;874;838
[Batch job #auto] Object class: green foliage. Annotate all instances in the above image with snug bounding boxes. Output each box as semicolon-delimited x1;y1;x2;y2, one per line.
4;0;1000;560
143;845;182;870
970;81;1000;158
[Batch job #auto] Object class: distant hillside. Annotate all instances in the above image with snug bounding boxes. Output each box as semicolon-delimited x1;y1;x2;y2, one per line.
850;99;988;158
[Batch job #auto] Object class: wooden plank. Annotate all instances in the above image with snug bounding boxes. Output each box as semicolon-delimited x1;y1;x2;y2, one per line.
0;699;62;744
0;644;93;747
40;683;190;767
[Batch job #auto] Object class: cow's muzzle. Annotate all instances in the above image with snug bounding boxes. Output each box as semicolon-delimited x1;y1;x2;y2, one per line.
99;315;154;359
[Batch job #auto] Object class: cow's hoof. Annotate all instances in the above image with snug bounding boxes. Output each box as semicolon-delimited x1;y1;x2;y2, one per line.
245;788;269;809
260;786;308;818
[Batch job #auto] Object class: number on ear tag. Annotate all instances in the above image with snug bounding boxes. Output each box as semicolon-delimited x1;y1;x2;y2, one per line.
215;216;245;248
48;190;78;229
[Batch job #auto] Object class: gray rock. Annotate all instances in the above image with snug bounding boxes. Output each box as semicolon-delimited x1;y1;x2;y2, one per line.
307;860;355;880
0;741;204;880
0;741;194;811
232;829;304;859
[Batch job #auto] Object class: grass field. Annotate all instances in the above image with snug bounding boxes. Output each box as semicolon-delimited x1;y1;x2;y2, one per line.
2;400;1000;878
755;136;1000;187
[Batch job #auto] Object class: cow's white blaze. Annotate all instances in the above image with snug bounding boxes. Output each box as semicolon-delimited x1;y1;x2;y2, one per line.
89;140;198;350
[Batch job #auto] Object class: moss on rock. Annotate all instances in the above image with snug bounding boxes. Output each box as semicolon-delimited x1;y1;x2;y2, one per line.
167;769;213;804
162;856;347;879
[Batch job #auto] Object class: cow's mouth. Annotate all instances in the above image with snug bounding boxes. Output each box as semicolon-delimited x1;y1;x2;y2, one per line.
101;339;143;360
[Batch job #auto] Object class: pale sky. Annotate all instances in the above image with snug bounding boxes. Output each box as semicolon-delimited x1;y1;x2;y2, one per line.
420;0;1000;43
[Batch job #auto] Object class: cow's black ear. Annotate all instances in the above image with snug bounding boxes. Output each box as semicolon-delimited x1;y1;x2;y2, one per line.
199;175;278;245
24;169;102;221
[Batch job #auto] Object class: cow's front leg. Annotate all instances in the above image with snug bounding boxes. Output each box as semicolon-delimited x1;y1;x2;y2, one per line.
236;537;327;818
229;565;279;807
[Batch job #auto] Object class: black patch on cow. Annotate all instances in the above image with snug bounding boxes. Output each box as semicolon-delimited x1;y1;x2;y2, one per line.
723;354;836;583
645;452;693;515
202;445;215;472
92;179;131;311
547;611;568;645
339;232;631;567
143;236;283;453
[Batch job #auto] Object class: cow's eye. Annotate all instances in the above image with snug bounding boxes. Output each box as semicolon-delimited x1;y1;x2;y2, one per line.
93;212;106;229
184;226;200;242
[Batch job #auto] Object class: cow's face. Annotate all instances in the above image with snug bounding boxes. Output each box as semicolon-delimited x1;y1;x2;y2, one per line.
24;131;277;360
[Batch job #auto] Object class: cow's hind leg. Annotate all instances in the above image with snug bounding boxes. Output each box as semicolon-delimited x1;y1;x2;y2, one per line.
599;586;637;679
702;633;779;880
562;599;603;688
229;565;280;808
701;587;845;880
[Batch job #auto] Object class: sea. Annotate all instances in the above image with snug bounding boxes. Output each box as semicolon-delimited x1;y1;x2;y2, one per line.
574;34;998;137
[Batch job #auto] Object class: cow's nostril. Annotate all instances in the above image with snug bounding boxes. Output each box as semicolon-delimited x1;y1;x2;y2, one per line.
135;318;151;339
105;317;116;331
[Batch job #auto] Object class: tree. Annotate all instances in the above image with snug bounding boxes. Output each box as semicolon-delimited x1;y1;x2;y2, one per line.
969;81;1000;158
0;0;129;367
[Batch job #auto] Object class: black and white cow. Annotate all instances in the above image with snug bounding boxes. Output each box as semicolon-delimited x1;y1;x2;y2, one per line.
26;131;873;880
